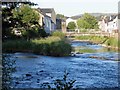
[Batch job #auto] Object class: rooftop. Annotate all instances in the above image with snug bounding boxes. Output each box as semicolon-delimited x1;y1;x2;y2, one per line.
40;8;55;14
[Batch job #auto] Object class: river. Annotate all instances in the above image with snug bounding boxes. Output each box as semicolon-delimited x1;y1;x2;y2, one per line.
8;41;120;88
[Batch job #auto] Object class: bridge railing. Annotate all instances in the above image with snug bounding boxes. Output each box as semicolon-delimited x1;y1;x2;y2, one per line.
65;31;118;38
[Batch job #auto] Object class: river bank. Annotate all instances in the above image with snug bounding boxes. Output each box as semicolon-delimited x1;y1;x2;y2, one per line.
2;36;72;57
73;36;120;51
7;41;119;89
72;39;119;50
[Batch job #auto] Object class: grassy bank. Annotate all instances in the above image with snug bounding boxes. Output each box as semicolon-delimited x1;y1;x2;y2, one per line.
75;35;120;49
3;36;72;57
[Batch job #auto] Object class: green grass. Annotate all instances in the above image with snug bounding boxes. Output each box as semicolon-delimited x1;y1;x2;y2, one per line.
52;31;65;39
75;35;119;49
3;36;72;57
79;48;96;53
104;37;118;47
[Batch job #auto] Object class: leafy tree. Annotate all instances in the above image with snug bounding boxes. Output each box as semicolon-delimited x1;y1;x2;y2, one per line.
77;13;98;29
2;1;37;40
56;14;66;19
12;5;40;40
67;22;76;30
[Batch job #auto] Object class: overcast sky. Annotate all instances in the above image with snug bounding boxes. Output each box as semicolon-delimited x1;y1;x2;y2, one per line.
31;0;120;17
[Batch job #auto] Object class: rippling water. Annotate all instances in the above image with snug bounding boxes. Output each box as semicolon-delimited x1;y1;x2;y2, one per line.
9;41;119;88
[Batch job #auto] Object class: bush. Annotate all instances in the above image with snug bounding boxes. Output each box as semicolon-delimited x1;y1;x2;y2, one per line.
41;70;76;90
2;40;32;52
75;35;108;44
32;37;72;56
52;31;65;39
50;41;72;56
105;37;118;47
3;36;72;57
75;35;119;49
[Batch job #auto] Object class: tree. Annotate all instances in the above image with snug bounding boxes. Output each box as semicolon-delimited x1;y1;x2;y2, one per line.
2;1;37;40
77;13;98;29
67;22;76;30
12;5;40;40
56;14;66;19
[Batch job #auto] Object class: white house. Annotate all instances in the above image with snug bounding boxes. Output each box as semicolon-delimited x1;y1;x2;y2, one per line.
66;17;79;32
66;17;77;26
98;15;118;33
98;16;108;32
107;16;118;33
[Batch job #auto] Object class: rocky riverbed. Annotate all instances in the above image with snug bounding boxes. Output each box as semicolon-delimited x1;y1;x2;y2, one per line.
6;41;120;89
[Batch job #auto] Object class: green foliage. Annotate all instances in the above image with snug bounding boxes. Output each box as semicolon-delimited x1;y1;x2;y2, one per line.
56;14;66;19
75;35;119;49
77;48;96;53
2;8;17;39
3;37;72;57
12;5;41;40
52;31;65;39
13;5;39;25
75;35;108;44
38;29;48;37
3;40;33;52
32;37;72;56
2;2;38;40
41;70;76;90
105;37;118;47
77;13;98;29
80;29;88;32
49;41;72;56
67;22;76;30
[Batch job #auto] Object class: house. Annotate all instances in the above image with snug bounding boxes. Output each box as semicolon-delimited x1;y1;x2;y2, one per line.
43;15;52;34
56;18;67;33
37;8;56;34
118;14;120;33
66;17;77;26
98;16;108;32
61;19;67;33
66;17;79;32
56;18;62;31
40;8;56;32
35;8;44;28
98;15;118;33
107;16;118;33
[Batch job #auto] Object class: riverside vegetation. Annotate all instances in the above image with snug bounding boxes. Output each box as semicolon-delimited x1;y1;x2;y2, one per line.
75;35;120;50
3;31;72;57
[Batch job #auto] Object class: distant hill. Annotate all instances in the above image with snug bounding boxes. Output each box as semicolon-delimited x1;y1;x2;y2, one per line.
71;13;117;20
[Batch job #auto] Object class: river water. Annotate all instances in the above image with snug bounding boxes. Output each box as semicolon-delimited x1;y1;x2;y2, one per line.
9;41;120;88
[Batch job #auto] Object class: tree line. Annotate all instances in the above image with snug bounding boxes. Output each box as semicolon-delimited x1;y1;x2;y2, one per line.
67;13;99;30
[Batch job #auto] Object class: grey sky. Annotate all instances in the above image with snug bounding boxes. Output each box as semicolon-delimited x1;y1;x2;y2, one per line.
31;0;119;17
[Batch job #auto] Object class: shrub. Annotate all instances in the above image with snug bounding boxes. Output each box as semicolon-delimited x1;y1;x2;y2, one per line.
50;41;72;56
3;36;72;57
2;40;32;52
41;70;76;90
52;31;65;39
32;37;72;56
105;37;118;47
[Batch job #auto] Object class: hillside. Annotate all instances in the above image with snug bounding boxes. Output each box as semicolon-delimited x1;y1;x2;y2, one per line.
71;13;117;20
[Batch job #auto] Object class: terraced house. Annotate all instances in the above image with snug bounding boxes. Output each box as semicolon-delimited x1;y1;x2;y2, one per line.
38;8;56;34
98;15;118;33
